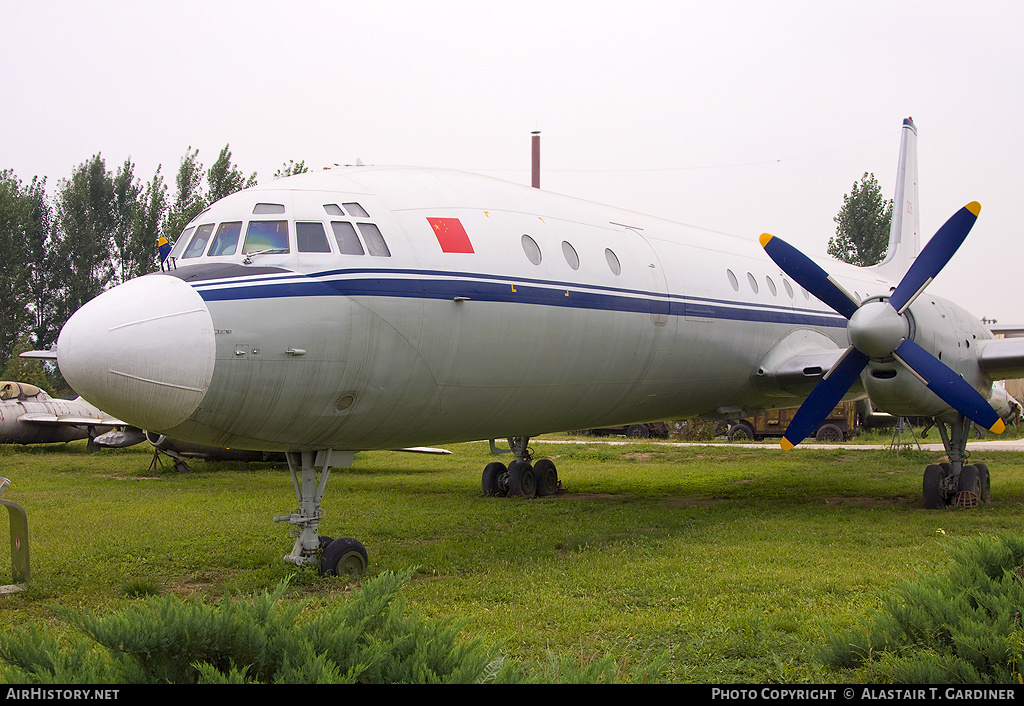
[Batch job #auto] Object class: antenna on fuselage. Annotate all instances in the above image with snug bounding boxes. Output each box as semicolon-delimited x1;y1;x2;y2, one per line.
531;131;541;188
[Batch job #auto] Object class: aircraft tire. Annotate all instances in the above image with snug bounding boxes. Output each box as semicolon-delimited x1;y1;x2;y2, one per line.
923;464;947;509
626;424;649;439
508;461;537;498
320;537;368;578
482;462;508;497
534;459;559;497
956;465;981;508
976;463;991;503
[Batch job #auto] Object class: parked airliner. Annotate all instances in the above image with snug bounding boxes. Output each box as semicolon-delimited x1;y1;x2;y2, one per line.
35;119;1024;576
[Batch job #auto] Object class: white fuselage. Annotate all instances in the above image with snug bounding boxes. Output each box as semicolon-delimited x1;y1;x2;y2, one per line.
54;167;996;452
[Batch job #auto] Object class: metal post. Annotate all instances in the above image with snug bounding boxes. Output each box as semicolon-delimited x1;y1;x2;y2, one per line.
0;479;28;591
531;131;541;188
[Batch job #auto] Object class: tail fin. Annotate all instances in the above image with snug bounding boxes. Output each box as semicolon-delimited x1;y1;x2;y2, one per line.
873;118;920;279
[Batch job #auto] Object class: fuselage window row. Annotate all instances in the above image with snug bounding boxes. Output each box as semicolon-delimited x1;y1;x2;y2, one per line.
728;268;801;301
522;235;622;277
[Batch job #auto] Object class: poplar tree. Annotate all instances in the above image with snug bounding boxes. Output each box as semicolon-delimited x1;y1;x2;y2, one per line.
828;172;893;267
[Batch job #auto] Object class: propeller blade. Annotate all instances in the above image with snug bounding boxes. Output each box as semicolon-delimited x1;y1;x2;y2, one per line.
892;338;1005;433
781;346;870;449
888;202;980;313
760;233;860;319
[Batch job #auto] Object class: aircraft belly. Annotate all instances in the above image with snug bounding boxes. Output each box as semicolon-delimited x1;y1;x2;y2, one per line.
170;287;831;451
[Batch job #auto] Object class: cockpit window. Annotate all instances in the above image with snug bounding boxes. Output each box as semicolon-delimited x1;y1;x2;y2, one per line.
168;226;195;261
296;222;331;253
344;202;369;218
330;221;365;255
208;221;242;256
323;204;345;216
182;224;215;259
253;203;285;215
358;223;391;257
243;220;289;254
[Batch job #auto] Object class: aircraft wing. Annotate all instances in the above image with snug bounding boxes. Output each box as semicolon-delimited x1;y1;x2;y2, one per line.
18;349;57;360
395;447;453;455
754;347;855;400
978;338;1024;381
18;413;127;426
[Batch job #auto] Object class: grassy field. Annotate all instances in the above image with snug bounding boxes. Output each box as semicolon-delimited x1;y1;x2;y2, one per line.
0;434;1022;682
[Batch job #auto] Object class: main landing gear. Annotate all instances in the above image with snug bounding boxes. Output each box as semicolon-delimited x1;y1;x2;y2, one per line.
274;450;368;578
482;436;561;498
921;415;992;509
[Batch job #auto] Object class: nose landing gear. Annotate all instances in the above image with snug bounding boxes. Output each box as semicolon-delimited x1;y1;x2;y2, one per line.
275;449;368;577
921;416;993;509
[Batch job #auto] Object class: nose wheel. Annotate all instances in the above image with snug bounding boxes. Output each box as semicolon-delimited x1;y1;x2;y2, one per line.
921;417;993;509
275;450;368;577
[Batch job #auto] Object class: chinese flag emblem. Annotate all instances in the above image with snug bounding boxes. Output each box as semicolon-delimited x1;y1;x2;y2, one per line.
427;217;475;254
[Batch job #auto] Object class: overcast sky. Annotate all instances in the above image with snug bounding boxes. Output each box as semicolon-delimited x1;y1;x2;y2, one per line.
3;0;1022;324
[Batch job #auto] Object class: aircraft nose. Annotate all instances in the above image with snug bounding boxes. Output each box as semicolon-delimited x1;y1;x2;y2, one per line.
57;274;216;432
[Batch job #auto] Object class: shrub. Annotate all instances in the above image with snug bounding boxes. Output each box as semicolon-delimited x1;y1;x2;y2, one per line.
0;569;504;684
819;533;1024;683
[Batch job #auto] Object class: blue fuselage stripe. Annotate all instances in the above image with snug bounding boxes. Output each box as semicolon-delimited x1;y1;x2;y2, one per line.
192;270;846;329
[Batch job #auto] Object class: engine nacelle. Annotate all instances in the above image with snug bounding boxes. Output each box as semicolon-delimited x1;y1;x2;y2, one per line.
863;294;993;422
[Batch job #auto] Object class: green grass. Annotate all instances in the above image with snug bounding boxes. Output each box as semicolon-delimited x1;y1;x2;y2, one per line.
0;437;1022;682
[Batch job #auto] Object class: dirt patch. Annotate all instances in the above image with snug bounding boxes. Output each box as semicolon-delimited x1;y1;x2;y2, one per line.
559;492;636;502
662;497;727;508
822;496;898;507
96;474;163;481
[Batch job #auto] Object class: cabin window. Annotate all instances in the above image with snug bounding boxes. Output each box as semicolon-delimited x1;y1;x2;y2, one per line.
747;272;759;293
783;279;794;298
331;221;365;255
243;220;289;254
344;202;369;218
605;248;621;276
182;224;215;259
323;204;345;216
522;235;542;265
358;223;391;257
208;222;242;256
766;276;777;296
561;241;579;270
297;222;331;253
253;203;285;215
727;269;739;291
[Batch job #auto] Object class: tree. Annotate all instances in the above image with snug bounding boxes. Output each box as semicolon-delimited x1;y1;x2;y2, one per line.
162;144;256;248
207;144;256;204
163;147;206;247
22;175;55;350
111;159;167;283
828;172;893;267
274;159;309;179
49;154;117;332
0;334;52;392
0;170;41;365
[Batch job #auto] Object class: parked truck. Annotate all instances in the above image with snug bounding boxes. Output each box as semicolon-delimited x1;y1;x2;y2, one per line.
727;400;859;442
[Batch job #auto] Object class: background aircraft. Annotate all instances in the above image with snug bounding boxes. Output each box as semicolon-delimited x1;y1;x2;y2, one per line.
0;381;124;447
31;119;1024;577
